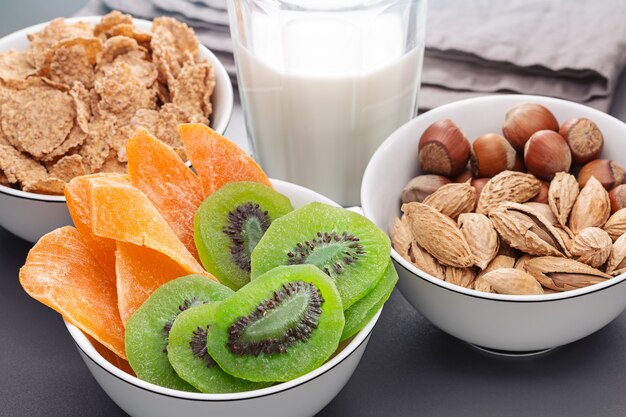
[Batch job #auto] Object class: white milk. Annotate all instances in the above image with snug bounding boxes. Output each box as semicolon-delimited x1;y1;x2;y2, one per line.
235;12;424;206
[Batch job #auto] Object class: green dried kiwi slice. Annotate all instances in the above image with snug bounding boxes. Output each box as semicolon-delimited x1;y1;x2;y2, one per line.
167;302;271;393
250;202;391;309
341;261;398;342
194;181;294;290
206;264;344;382
125;275;234;391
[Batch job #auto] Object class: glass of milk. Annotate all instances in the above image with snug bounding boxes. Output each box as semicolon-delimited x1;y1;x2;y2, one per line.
228;0;427;206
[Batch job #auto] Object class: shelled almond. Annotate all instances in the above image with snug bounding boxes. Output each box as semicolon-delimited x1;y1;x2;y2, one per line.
393;102;626;296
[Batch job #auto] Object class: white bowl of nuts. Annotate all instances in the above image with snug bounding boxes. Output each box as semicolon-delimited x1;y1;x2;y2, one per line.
0;13;233;243
361;94;626;353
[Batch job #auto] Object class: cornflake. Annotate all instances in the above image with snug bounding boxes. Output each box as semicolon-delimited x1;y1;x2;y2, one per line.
0;11;216;194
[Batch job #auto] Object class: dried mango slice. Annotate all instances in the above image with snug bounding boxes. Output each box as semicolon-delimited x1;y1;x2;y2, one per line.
115;241;196;324
19;226;126;359
126;129;203;259
89;179;206;275
65;173;130;280
178;123;272;197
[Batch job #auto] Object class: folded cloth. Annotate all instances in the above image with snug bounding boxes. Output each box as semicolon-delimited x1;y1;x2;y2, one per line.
421;0;626;111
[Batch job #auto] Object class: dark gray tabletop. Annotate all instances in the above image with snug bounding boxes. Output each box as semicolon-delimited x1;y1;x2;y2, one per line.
3;2;626;416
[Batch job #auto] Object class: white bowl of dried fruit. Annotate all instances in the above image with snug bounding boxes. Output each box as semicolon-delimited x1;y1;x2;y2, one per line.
0;12;233;242
362;94;626;353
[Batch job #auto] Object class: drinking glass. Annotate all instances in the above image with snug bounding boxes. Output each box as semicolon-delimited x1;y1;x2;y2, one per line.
228;0;427;206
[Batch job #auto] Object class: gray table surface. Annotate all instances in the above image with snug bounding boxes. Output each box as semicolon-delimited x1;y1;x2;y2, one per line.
2;2;626;416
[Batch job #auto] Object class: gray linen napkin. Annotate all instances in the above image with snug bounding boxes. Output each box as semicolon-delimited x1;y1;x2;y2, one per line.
421;0;626;111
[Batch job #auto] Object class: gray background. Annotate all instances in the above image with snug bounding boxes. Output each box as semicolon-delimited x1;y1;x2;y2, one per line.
2;1;626;416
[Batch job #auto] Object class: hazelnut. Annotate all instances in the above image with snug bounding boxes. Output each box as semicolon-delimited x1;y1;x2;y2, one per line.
471;177;490;200
559;118;603;165
530;180;549;203
609;185;626;214
512;155;526;172
454;168;473;183
418;119;470;178
578;159;626;190
523;130;572;181
470;133;516;177
401;174;451;204
502;102;559;151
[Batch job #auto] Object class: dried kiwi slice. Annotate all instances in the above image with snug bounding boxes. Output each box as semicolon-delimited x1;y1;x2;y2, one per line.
167;303;271;393
251;202;391;309
341;261;398;341
206;264;344;382
125;275;234;391
194;181;294;290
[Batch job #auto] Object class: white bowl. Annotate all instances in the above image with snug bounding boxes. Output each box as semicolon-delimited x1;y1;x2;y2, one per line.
361;94;626;353
65;179;383;417
0;16;233;243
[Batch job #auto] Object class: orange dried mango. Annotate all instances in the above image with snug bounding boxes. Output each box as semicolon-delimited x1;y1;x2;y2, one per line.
115;241;195;324
19;226;126;359
126;128;203;259
89;179;205;274
177;123;271;197
64;173;130;280
88;179;216;322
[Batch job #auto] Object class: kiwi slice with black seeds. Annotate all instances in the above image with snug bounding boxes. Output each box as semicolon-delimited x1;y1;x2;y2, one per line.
125;275;234;391
341;261;398;341
194;181;294;290
167;303;271;393
251;202;390;309
206;264;344;382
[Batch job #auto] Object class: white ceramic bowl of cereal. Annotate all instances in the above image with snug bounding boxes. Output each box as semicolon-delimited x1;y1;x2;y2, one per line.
0;15;233;243
65;179;382;417
361;94;626;354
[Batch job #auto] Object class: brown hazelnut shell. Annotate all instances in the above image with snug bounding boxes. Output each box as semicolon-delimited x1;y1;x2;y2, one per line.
502;102;559;151
523;130;571;181
560;118;604;165
418;119;470;178
470;133;516;178
578;159;626;190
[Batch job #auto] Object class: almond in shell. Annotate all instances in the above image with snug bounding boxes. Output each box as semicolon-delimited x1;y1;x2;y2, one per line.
548;172;579;228
523;256;611;291
603;208;626;241
402;202;473;268
423;181;476;219
569;176;610;234
477;253;517;279
606;233;626;276
444;267;476;288
407;241;445;279
391;215;413;260
569;227;612;268
458;212;498;270
489;202;570;257
480;268;544;295
476;170;541;214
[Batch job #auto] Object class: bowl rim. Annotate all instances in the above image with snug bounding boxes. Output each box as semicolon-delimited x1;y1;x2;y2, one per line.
362;93;626;303
0;15;233;203
65;307;381;401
